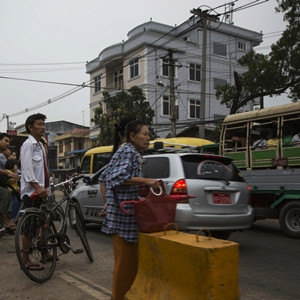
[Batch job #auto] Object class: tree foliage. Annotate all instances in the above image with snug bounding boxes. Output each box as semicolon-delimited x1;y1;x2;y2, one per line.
91;86;155;146
216;0;300;114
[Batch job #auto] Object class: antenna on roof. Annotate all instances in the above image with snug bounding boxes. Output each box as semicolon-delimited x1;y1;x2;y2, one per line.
224;1;236;24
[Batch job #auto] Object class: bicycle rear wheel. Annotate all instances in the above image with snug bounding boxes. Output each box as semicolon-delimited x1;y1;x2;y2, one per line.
15;212;58;283
52;204;65;233
69;202;93;262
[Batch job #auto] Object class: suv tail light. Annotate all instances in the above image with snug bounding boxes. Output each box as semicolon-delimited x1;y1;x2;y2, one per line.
171;179;189;203
247;184;252;204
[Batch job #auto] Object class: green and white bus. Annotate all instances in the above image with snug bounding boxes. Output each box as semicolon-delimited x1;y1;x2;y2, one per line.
220;101;300;238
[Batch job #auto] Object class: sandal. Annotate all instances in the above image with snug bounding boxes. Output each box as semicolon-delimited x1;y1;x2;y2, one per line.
5;222;16;231
25;263;44;271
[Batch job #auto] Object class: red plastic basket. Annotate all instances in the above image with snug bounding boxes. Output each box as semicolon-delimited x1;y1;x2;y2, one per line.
120;182;194;233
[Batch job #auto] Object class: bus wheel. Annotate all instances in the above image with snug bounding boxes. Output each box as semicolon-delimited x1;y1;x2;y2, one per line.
279;201;300;238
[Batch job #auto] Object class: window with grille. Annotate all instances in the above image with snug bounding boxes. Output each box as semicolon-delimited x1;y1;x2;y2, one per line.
59;141;63;153
213;42;227;57
189;99;200;118
130;57;139;79
94;75;101;93
213;78;227;90
162;58;169;76
189;63;201;81
114;69;123;90
238;41;246;51
162;95;170;116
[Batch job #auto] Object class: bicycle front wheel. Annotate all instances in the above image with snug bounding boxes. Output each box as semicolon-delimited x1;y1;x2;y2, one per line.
15;212;58;283
69;202;93;262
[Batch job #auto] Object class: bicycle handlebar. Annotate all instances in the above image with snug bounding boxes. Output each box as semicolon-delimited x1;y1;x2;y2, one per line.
53;175;85;190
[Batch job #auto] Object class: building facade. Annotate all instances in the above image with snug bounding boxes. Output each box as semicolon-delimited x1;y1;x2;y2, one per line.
16;121;91;181
86;17;262;140
54;127;91;180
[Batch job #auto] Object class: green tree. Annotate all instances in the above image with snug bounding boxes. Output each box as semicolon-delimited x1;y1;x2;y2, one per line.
91;86;155;146
216;0;300;114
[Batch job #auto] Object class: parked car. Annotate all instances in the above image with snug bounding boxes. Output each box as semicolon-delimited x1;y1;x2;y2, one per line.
71;151;254;239
70;168;106;225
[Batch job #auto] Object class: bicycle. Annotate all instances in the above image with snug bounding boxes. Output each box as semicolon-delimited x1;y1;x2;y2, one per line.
15;175;93;283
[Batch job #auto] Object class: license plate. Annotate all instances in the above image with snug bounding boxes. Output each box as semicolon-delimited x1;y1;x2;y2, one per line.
213;193;231;204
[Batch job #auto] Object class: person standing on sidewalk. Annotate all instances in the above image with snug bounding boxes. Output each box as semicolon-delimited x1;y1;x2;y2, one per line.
20;113;50;270
0;132;15;232
101;120;160;300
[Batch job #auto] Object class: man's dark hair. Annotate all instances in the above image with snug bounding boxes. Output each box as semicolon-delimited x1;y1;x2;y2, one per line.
0;132;11;141
25;113;46;134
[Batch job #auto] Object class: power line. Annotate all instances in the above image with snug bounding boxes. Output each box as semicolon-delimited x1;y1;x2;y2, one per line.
1;0;278;126
0;75;91;88
0;62;85;66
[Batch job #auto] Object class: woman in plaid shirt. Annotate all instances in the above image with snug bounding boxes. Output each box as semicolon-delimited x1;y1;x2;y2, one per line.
100;120;159;300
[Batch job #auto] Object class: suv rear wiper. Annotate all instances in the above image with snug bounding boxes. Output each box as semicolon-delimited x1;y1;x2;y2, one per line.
201;176;230;186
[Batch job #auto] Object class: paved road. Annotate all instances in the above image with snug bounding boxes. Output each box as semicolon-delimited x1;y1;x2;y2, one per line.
1;219;299;299
230;219;300;300
0;224;113;300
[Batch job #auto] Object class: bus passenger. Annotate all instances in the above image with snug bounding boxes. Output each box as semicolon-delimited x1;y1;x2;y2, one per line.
292;133;300;145
231;136;246;147
252;128;268;150
266;131;278;149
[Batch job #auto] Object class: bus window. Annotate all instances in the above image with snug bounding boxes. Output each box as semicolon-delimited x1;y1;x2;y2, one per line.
223;123;248;153
220;102;300;170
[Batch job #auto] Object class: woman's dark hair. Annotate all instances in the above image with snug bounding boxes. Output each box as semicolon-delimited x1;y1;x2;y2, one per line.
25;113;46;134
112;116;136;154
5;159;19;170
126;120;147;143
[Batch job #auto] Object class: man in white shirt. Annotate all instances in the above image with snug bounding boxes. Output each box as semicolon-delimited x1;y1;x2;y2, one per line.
20;113;50;270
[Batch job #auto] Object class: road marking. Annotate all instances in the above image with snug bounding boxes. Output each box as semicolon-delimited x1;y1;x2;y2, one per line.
57;270;111;299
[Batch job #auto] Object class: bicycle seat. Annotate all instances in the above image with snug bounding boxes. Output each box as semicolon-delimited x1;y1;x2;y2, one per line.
30;192;40;202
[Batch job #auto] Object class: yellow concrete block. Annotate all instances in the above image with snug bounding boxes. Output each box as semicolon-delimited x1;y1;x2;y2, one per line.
125;231;239;300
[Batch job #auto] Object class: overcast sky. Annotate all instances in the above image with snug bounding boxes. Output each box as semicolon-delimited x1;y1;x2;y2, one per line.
0;0;288;132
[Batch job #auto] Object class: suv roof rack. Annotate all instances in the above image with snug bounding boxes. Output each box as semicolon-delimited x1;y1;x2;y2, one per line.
143;141;201;155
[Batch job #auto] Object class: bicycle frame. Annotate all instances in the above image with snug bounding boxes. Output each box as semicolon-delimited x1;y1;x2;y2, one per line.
15;175;93;283
19;177;80;231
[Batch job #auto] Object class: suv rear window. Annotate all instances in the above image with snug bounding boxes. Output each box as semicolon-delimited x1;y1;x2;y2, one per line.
181;155;245;182
142;157;170;178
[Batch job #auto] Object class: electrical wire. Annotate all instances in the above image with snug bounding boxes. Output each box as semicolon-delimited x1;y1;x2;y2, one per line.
1;0;279;127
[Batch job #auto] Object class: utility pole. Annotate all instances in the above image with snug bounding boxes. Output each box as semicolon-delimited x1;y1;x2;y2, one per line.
168;49;177;137
6;114;9;132
191;9;219;138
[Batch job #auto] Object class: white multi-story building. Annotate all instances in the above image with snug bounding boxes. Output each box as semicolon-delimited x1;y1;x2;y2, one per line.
86;16;262;140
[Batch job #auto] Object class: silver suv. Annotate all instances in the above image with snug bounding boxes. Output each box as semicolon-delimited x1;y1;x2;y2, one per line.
142;152;253;238
71;151;253;239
